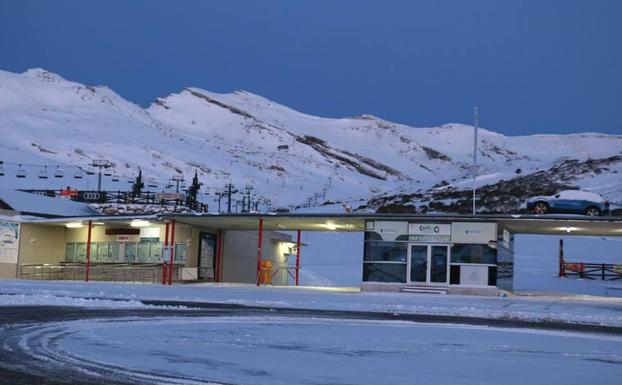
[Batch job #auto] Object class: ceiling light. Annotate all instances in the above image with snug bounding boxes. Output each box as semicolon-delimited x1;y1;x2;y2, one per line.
323;223;338;231
65;222;84;229
130;220;151;228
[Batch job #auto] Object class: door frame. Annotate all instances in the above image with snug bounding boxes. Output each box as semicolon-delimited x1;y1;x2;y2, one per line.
407;243;450;285
197;232;217;280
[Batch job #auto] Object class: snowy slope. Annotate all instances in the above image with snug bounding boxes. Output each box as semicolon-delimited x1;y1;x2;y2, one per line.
1;68;621;210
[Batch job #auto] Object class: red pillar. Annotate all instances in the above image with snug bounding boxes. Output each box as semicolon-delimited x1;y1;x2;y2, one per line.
215;230;223;282
256;218;263;286
162;222;170;285
85;220;92;282
168;219;176;285
295;229;301;286
558;238;565;277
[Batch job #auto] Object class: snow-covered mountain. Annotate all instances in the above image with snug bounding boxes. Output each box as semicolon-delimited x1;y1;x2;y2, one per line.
1;68;621;212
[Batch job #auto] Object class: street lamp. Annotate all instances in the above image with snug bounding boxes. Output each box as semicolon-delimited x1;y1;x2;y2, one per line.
472;107;479;216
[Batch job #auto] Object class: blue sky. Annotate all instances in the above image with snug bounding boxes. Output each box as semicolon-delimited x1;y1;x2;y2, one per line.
1;0;620;135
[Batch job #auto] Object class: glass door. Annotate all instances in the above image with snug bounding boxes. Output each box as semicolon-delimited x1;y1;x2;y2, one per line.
198;232;217;280
408;244;449;285
409;245;428;283
429;245;449;284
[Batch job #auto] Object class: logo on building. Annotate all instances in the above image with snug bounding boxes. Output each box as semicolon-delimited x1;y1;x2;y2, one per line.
408;223;451;243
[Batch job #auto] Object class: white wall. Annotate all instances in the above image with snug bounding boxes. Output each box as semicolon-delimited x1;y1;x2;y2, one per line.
221;231;291;285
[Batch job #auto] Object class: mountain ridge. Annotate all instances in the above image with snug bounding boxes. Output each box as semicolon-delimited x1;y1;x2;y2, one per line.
1;68;620;212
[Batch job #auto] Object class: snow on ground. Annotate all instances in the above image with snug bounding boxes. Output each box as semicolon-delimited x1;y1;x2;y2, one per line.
1;280;622;327
49;316;622;385
0;292;158;309
2;233;622;384
515;234;622;297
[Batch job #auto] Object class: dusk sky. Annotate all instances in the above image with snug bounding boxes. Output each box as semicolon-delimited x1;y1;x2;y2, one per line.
1;0;621;135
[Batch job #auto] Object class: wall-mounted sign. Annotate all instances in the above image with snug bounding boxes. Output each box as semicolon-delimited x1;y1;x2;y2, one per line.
502;229;511;250
77;191;107;203
0;219;20;264
106;228;140;235
408;223;451;243
139;227;160;241
451;222;497;244
371;221;408;241
155;192;185;201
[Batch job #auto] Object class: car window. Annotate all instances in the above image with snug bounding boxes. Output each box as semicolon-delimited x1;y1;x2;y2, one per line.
558;190;600;201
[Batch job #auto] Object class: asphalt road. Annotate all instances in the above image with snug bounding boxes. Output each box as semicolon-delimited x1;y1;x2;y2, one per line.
1;302;621;385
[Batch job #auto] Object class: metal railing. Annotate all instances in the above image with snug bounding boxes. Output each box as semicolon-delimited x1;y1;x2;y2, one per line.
18;189;208;212
19;263;183;283
560;261;622;281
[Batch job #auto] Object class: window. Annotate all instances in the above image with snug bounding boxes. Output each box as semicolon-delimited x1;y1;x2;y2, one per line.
363;263;407;283
96;243;110;262
364;241;407;262
75;243;87;262
174;243;187;262
149;242;163;262
65;243;76;262
138;242;151;262
451;244;496;265
64;241;182;264
125;242;138;262
363;241;407;283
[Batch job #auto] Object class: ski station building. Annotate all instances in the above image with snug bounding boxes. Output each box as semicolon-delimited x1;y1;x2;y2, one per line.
1;210;621;295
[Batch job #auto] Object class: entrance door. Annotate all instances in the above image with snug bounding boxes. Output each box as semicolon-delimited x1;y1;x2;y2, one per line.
408;244;449;285
198;233;217;280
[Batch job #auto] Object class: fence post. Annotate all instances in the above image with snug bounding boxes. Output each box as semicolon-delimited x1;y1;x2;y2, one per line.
602;263;606;280
558;239;565;277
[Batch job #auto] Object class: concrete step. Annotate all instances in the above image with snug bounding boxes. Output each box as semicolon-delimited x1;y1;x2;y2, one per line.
401;285;448;294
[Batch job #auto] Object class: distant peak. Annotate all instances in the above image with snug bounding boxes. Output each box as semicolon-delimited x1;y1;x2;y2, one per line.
22;68;66;82
352;114;380;120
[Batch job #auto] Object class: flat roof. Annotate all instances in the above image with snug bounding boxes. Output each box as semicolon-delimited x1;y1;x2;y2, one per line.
18;213;622;237
165;213;622;237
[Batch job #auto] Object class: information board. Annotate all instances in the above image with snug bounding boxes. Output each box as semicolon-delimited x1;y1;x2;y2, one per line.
0;219;20;264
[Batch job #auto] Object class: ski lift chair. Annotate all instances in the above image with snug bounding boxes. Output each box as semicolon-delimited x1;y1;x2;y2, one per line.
16;165;27;178
54;166;64;178
38;166;49;179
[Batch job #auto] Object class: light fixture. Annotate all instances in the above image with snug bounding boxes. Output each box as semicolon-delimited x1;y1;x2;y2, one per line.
65;222;84;229
130;220;151;228
323;222;338;231
561;226;577;233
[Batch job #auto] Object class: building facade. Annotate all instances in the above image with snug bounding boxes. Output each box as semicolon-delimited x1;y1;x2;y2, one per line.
0;217;295;285
362;220;514;294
